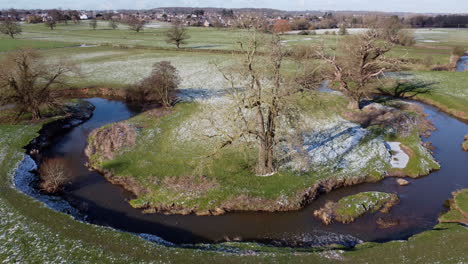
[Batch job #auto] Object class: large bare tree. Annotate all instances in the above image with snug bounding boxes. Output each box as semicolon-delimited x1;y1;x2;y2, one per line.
0;49;75;120
216;33;320;176
318;30;395;109
165;21;190;48
0;19;22;39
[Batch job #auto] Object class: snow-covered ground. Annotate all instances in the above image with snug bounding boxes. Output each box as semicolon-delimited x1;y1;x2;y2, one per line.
386;142;410;169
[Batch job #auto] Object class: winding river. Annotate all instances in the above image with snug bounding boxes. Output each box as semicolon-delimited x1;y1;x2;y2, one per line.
30;94;466;247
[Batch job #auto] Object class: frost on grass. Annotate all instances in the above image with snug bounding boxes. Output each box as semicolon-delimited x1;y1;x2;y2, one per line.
77;54;229;89
172;94;391;176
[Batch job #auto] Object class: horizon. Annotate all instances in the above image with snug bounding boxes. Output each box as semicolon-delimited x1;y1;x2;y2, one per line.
1;0;467;14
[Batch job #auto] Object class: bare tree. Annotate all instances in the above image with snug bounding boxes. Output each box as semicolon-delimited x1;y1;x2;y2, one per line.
109;19;118;30
318;30;395;109
127;61;180;108
39;158;70;193
45;18;57;30
0;49;75;120
215;33;320;176
165;21;190;48
89;18;97;30
126;16;146;32
0;19;22;38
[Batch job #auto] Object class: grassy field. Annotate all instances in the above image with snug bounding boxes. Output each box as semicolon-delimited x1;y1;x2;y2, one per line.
0;37;78;52
1;22;468;262
16;21;320;51
383;71;468;121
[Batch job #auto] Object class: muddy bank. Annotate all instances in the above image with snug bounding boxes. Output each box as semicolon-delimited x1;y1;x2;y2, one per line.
56;87;127;100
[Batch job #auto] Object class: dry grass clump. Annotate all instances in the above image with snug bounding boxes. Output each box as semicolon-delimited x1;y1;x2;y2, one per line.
86;123;137;162
39;158;70;193
463;135;468;152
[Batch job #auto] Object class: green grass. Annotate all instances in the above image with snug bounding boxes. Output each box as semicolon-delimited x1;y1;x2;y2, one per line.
388;71;468;121
1;23;468;262
0;37;78;52
17;21;315;51
413;28;468;48
437;189;467;227
334;192;398;223
388;129;440;177
453;189;468;214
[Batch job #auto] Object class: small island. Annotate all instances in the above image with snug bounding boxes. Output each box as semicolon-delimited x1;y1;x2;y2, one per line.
314;192;400;224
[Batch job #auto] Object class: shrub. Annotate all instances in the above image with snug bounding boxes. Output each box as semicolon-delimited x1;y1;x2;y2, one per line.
126;61;180;107
452;46;466;57
396;30;415;46
298;30;309;35
39;158;70;193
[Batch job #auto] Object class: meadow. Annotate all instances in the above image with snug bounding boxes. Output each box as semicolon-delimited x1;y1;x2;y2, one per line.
0;21;467;263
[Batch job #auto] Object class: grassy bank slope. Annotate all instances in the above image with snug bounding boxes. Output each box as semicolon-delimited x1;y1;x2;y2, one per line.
389;71;468;121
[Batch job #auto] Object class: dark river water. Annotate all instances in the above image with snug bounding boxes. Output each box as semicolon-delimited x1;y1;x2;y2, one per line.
39;97;468;246
457;55;468;72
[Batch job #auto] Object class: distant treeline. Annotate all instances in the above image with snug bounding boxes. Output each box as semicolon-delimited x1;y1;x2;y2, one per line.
407;15;468;28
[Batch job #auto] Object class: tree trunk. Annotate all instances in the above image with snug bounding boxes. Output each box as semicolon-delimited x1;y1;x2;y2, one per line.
256;140;275;176
31;108;41;120
176;42;180;49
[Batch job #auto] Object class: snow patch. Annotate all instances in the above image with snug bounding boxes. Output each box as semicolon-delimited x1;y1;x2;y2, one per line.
386;142;410;169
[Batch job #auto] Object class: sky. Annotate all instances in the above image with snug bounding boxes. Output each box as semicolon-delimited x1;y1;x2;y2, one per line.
1;0;467;13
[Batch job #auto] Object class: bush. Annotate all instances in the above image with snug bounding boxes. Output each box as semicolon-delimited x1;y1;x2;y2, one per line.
39;158;70;193
298;30;309;35
396;30;415;46
126;61;180;107
452;46;466;57
290;45;317;60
